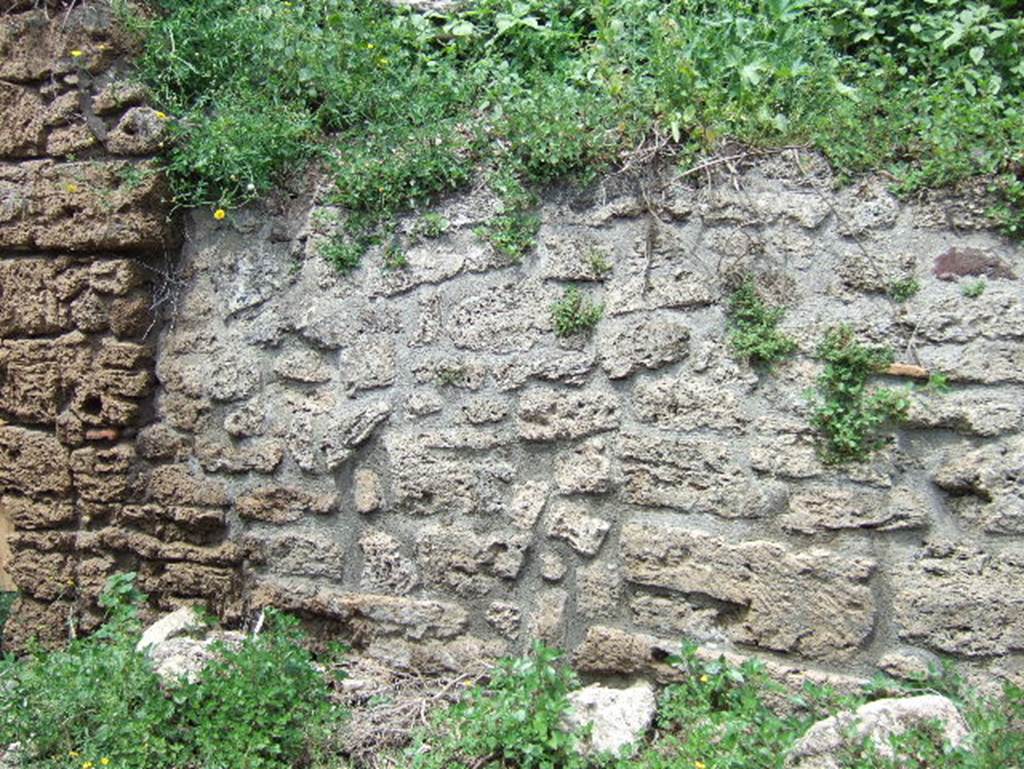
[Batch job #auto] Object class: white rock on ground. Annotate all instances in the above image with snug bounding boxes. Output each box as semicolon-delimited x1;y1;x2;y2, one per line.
787;694;970;769
136;605;205;653
563;680;656;756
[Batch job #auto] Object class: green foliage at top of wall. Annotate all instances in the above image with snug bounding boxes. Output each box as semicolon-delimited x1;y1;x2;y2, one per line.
122;0;1024;243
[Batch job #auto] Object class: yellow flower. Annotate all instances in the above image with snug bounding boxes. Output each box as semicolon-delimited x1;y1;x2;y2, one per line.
366;42;375;49
154;111;169;120
68;752;79;758
100;759;110;766
699;674;710;683
213;208;227;220
66;183;79;193
83;762;94;769
70;49;84;58
695;762;707;769
377;57;389;66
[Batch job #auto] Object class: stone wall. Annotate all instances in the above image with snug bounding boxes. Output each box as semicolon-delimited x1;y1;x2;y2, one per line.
145;154;1023;688
2;2;1023;693
0;2;184;645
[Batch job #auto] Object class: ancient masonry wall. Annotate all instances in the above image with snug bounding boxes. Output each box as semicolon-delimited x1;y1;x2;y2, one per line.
2;4;1024;691
0;2;192;646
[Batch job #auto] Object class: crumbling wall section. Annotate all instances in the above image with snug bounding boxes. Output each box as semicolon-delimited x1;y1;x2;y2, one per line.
145;156;1024;688
0;2;237;647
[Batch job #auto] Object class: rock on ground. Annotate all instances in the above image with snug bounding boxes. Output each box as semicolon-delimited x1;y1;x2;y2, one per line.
562;680;656;756
787;695;970;769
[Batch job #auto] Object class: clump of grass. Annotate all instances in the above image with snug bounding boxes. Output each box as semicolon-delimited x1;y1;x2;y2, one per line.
384;241;409;270
320;233;364;274
887;277;920;302
415;213;450;240
809;325;910;464
409;643;584;769
0;573;341;769
551;285;603;337
962;278;987;298
726;278;797;366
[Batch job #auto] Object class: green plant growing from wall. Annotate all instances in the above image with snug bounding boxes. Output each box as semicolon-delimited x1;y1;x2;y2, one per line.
319;233;363;274
962;278;987;298
415;213;450;240
809;325;911;464
383;241;409;270
886;277;920;302
726;278;797;366
551;286;603;337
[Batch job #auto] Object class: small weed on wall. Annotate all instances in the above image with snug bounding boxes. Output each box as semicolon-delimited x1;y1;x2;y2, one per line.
809;326;911;464
551;286;604;338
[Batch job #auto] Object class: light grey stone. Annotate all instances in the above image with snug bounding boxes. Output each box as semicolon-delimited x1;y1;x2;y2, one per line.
486;602;522;638
563;681;656;756
787;695;969;769
554;437;613;494
548;501;611;556
137;606;205;653
518;387;620;442
597;314;689;379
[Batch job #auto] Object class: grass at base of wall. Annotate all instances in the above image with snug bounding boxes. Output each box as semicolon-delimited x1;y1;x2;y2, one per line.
117;0;1024;262
0;574;343;769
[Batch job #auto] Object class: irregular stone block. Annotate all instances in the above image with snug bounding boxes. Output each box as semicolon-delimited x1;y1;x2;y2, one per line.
563;681;656;757
833;178;900;236
528;588;568;647
933;247;1016;281
1;495;76;530
195;437;284;474
106;107;170;156
540;551;566;582
147;465;229;508
70;443;138;503
0;258;76;336
630;594;723;642
353;468;384;514
906;389;1024;437
598;314;689;380
554;437;613;494
622;523;876;659
274;348;332;383
577;562;620;618
507;481;548;529
0;426;71;495
787;695;969;769
632;375;748;431
245;533;345;580
359;529;417;595
518;387;619;442
340;335;396;392
547;501;610;556
891;542;1024;656
235;486;336;524
486;602;522;638
323;400;391;469
779;485;929;535
492;350;595;391
251;579;468;641
931;436;1024;534
417;524;529;597
620;432;783;517
0;160;174;253
0;84;45;157
448;282;547;354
